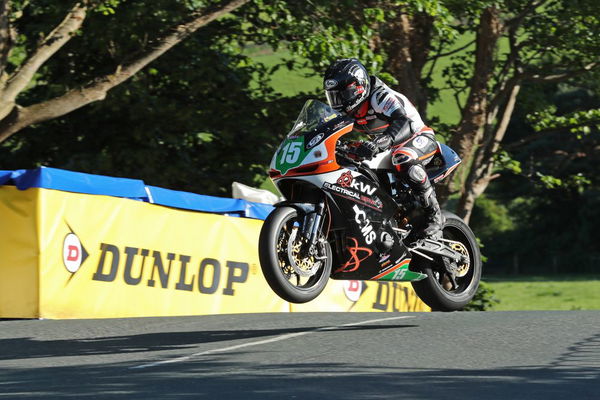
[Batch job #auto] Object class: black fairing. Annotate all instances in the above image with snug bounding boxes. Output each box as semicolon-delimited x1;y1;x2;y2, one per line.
319;170;411;281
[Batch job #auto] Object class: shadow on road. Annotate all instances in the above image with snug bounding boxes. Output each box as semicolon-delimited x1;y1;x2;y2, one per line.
0;331;598;399
0;356;598;399
0;324;417;360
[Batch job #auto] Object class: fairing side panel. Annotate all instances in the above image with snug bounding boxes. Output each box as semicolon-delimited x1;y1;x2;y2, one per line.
275;168;414;281
427;143;462;183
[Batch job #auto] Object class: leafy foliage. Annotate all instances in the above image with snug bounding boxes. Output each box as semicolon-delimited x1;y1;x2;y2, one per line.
461;281;500;311
0;0;306;195
472;71;600;274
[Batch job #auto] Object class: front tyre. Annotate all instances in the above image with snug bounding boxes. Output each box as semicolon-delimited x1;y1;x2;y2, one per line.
411;211;482;311
258;206;332;303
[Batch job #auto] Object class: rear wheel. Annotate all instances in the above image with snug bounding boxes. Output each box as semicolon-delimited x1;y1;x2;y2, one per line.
258;206;332;303
411;211;482;311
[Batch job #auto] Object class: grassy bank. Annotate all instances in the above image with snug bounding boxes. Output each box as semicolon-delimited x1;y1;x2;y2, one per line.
484;275;600;311
245;40;474;125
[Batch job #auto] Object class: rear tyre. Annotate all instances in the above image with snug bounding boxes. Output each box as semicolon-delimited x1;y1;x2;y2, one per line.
258;206;332;303
411;211;482;311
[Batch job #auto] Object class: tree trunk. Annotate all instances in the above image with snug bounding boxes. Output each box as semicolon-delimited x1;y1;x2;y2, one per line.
437;7;503;205
383;11;432;116
456;82;521;223
0;0;10;81
0;2;88;122
409;12;434;117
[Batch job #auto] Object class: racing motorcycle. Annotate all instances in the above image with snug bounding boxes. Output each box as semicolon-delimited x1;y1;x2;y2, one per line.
258;100;481;311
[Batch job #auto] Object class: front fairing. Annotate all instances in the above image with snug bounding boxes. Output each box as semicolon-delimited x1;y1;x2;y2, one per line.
270;100;351;176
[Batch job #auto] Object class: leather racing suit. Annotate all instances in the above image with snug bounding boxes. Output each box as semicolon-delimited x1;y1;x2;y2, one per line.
352;76;443;238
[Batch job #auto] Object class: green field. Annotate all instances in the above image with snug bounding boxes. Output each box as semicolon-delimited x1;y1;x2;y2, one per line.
246;46;321;96
485;275;600;311
246;35;479;126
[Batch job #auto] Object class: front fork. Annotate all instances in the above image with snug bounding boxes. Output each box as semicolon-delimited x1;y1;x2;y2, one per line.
300;200;327;258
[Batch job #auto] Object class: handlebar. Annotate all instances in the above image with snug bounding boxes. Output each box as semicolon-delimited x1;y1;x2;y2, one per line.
336;141;362;166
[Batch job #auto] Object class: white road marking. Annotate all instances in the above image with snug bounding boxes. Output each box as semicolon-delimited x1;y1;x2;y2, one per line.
130;315;414;370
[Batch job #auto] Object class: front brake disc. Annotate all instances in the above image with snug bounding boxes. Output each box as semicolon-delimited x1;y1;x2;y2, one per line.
287;228;320;277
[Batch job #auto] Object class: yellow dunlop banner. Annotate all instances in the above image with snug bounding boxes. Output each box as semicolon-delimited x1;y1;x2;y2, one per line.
293;280;429;313
0;187;39;318
36;187;289;319
0;186;428;319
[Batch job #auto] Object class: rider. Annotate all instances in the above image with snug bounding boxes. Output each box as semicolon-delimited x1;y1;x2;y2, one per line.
323;58;443;238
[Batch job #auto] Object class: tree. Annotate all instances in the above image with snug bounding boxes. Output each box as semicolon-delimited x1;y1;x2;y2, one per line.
0;0;249;143
2;0;598;209
441;0;600;222
0;0;311;195
467;68;600;273
240;0;456;118
243;0;599;222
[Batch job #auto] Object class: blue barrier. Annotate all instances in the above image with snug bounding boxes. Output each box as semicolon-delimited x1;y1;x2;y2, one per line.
0;167;273;220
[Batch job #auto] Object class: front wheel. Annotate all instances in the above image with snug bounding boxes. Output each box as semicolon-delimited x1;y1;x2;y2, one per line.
411;211;482;311
258;206;332;303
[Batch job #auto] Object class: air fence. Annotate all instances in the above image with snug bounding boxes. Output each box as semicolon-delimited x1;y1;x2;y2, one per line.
0;167;429;319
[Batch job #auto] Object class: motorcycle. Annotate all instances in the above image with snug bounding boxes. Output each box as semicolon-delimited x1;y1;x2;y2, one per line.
258;100;481;311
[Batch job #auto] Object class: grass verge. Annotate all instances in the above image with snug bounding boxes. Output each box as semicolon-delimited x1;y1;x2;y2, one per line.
484;275;600;311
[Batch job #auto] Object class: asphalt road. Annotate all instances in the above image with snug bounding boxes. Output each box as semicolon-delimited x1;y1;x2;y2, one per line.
0;311;599;399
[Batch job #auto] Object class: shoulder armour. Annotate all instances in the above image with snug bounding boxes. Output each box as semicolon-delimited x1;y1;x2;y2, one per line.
370;77;405;117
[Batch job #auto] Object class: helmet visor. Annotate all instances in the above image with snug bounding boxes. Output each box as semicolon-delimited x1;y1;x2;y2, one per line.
325;86;361;110
325;89;344;110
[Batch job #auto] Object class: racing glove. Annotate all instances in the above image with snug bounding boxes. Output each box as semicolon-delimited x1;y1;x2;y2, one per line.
355;134;393;159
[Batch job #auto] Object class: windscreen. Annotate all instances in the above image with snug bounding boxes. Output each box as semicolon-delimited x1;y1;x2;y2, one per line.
287;100;347;138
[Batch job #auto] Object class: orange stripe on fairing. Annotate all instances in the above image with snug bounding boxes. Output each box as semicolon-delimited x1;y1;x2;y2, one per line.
279;160;339;178
393;149;417;160
371;258;411;280
283;124;353;177
419;149;438;160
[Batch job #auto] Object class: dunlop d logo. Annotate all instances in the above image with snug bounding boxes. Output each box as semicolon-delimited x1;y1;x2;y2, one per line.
92;243;249;296
63;231;89;273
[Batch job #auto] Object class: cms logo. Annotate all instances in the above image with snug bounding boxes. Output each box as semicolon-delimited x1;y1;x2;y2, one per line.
352;204;376;244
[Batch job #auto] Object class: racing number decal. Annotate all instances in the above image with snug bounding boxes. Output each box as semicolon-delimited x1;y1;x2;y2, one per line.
279;141;302;164
275;137;310;175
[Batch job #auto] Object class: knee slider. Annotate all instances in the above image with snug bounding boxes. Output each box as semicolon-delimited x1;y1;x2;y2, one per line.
408;164;427;184
391;147;418;166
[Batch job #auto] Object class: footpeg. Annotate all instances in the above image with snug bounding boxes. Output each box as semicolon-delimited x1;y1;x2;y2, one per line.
408;239;464;264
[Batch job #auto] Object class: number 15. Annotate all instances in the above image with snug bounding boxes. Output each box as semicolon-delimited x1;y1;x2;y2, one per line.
279;141;302;164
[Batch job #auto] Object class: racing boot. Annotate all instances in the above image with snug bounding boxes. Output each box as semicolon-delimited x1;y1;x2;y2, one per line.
406;164;444;239
420;189;444;239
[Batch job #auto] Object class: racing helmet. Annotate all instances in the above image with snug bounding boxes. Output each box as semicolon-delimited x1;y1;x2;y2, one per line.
323;58;370;114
